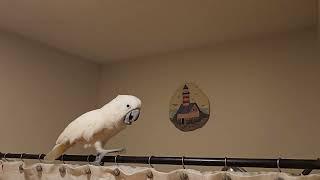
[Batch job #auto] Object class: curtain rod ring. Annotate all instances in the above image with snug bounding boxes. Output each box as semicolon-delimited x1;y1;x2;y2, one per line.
4;153;9;161
182;156;186;169
38;154;44;163
148;156;154;168
277;157;281;172
224;156;227;168
61;155;65;164
115;155;120;166
87;155;92;165
20;153;25;162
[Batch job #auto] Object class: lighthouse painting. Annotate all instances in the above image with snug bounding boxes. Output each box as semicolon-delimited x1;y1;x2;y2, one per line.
169;83;210;132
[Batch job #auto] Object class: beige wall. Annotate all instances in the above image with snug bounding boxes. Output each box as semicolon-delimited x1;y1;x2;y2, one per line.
0;26;318;171
318;0;320;38
0;30;101;154
98;29;319;170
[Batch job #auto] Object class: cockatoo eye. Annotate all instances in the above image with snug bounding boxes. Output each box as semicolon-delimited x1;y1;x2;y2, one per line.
126;104;130;108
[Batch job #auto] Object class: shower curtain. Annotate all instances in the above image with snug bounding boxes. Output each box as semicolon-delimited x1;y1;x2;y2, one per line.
1;161;319;180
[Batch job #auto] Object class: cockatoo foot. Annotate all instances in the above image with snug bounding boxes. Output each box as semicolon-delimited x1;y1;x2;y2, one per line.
93;152;107;166
93;148;126;166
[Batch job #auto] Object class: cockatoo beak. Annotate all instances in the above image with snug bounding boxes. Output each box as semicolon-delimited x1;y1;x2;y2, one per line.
124;108;140;125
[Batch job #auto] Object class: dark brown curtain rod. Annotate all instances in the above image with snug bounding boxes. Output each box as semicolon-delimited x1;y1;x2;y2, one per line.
0;152;318;175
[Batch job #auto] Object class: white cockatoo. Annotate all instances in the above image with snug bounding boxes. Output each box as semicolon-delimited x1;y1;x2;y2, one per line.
45;95;141;164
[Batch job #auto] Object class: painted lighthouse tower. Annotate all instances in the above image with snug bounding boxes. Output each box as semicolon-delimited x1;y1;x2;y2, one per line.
170;83;210;132
176;85;201;125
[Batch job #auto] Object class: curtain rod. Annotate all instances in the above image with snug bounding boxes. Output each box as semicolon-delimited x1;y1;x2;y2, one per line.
0;152;319;171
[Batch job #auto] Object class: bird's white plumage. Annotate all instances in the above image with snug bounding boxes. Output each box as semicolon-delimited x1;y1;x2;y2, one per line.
45;95;141;161
56;109;105;144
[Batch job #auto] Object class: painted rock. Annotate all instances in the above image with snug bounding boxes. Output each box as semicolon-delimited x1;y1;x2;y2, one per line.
169;83;210;132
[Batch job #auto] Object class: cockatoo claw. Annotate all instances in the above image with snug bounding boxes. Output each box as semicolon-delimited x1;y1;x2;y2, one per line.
93;148;127;166
93;152;106;166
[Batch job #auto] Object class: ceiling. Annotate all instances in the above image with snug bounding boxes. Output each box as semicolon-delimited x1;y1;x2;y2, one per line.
0;0;317;63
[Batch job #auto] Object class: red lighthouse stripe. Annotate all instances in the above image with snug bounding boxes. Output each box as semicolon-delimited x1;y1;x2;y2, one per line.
183;98;190;103
182;84;190;106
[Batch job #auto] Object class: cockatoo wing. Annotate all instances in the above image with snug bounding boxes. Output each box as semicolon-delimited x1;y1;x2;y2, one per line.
45;109;108;161
56;109;107;145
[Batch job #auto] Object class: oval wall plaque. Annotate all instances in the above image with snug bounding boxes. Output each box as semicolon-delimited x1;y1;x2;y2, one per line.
169;83;210;132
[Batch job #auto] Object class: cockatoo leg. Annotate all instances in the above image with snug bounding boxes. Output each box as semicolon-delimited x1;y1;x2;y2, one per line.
93;141;126;166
